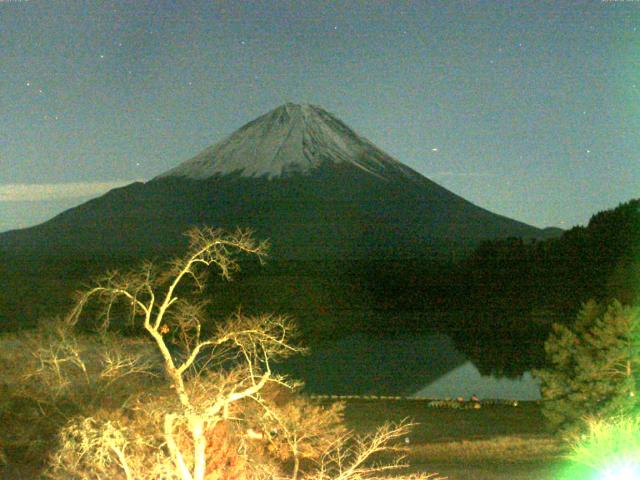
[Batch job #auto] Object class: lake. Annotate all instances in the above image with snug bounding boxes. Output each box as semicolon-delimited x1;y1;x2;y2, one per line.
278;332;541;400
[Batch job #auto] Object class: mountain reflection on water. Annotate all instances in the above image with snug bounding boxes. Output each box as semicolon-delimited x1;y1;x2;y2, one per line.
277;332;541;400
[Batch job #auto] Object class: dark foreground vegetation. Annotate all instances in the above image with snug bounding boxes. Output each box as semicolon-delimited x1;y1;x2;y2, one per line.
1;199;638;380
450;198;640;376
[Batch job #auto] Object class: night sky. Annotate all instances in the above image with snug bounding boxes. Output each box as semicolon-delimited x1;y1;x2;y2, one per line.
1;0;638;233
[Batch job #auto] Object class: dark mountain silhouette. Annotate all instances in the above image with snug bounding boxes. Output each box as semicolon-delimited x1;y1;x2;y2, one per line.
0;103;552;260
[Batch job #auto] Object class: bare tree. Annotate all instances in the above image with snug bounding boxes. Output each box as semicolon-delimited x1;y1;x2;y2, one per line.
0;321;158;471
36;226;446;480
307;420;444;480
60;227;303;479
247;386;347;480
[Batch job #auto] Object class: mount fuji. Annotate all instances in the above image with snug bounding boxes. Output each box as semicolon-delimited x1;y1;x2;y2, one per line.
0;103;552;260
157;102;425;181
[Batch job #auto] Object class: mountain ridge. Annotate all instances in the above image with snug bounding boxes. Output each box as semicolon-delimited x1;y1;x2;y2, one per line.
0;103;555;260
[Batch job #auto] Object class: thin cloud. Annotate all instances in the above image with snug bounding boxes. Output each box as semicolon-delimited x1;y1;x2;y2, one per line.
0;180;141;202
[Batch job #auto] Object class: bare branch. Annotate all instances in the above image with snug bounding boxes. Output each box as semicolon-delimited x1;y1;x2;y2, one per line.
42;227;441;480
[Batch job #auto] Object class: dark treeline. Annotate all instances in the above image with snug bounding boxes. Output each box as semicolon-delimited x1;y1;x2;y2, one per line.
446;199;640;376
317;199;640;377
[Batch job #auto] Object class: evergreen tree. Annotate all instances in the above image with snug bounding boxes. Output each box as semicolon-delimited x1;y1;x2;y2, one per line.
534;299;640;433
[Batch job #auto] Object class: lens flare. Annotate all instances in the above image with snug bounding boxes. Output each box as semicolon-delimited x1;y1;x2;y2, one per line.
557;416;640;480
601;461;640;480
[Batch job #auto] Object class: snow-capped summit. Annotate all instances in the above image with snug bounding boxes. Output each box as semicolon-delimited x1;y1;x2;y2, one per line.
157;103;419;180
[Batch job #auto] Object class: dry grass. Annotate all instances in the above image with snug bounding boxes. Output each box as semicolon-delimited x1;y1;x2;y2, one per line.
409;435;564;464
335;399;568;479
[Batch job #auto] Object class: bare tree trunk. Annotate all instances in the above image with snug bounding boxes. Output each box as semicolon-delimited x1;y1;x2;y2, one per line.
148;327;191;408
292;449;300;480
165;413;194;480
191;417;207;480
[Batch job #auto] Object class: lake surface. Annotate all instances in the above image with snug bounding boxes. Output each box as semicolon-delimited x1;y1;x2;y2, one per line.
278;332;541;400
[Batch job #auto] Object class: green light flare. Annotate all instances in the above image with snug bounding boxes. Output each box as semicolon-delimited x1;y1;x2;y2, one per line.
557;458;640;480
558;415;640;480
601;461;640;480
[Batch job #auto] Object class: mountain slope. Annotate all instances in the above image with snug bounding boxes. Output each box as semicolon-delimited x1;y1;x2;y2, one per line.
0;103;548;260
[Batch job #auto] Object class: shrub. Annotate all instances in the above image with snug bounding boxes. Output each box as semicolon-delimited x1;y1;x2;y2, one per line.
534;299;640;433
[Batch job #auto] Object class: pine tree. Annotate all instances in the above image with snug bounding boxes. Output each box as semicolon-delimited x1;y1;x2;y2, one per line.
534;299;640;433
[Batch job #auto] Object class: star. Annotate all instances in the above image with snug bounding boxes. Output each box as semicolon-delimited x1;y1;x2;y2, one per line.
26;81;31;87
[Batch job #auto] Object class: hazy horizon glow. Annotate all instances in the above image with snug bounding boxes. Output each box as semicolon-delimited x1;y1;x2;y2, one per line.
0;180;139;202
0;179;140;232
